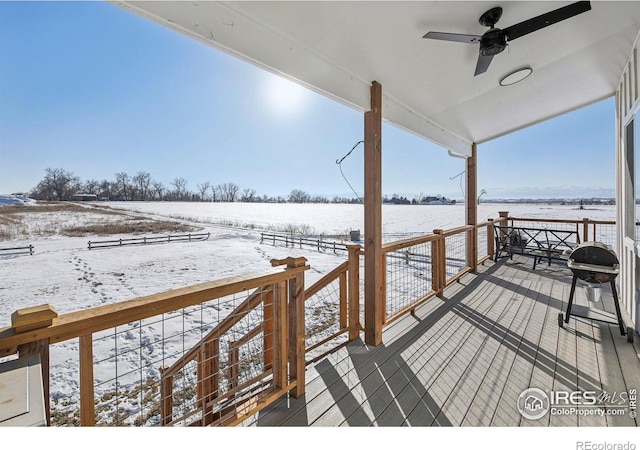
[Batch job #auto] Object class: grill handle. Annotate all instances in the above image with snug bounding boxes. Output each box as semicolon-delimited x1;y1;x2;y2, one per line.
567;260;620;275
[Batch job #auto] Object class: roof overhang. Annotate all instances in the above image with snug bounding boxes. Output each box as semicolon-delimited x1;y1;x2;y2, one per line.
113;1;640;157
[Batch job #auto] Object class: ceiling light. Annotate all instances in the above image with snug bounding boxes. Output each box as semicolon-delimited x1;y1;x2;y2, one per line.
499;67;533;86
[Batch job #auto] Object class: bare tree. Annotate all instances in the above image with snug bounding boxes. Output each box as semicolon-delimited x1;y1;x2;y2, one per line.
210;184;219;202
83;179;100;195
31;168;80;201
240;188;257;202
197;182;211;202
219;182;240;202
288;189;310;203
133;171;152;201
115;172;132;201
171;177;188;201
151;181;165;201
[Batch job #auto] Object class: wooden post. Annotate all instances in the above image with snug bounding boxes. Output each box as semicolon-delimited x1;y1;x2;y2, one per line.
583;218;589;243
273;280;288;390
160;368;173;426
286;258;307;398
499;211;509;227
347;244;361;341
339;271;347;330
466;143;478;272
79;334;95;426
433;230;446;295
487;219;495;257
263;288;274;371
12;304;57;426
364;81;384;347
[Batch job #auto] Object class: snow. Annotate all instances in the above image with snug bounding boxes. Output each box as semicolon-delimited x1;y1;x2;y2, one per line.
0;201;622;429
0;193;34;206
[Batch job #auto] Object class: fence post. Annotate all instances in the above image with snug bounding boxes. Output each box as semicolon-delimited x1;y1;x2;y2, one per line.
79;334;95;426
487;219;495;258
347;244;361;341
339;271;347;330
11;304;58;426
30;244;34;255
433;230;446;295
273;281;288;391
499;211;509;227
583;218;589;243
160;368;173;426
285;257;307;398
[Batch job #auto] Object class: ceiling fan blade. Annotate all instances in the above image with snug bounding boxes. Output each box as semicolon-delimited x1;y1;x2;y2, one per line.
423;31;482;43
503;1;591;41
474;53;494;76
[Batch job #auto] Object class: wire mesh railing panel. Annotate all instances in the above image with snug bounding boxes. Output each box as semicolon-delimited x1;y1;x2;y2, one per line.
45;286;281;427
385;240;434;319
444;232;468;282
477;225;490;260
594;222;617;248
50;340;81;426
304;275;346;361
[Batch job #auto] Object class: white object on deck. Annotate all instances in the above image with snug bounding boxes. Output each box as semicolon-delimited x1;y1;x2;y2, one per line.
0;354;46;426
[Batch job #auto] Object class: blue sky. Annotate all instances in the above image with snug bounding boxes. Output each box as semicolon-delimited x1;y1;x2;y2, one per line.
0;1;615;199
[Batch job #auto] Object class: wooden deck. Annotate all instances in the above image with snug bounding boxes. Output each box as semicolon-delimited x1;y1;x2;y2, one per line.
244;255;640;427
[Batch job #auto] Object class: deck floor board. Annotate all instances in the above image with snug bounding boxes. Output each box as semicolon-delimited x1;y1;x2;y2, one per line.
244;256;639;427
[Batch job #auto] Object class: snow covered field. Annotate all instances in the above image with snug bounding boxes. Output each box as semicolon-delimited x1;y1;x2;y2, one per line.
0;199;621;426
1;200;618;325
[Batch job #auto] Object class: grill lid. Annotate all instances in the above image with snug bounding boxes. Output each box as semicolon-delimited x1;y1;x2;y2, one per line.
568;241;619;283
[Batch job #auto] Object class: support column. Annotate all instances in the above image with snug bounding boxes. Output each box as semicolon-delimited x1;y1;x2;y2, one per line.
364;81;384;346
466;143;478;272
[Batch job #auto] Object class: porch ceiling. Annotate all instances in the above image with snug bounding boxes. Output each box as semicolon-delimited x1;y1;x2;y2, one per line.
114;1;640;156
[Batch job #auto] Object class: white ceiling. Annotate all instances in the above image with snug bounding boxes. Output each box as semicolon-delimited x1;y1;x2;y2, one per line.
115;1;640;156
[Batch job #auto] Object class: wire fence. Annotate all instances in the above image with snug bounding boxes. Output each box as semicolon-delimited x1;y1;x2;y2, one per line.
49;287;279;426
385;240;434;320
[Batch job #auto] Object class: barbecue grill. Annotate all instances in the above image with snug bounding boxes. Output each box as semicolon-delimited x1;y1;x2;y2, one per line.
558;241;633;343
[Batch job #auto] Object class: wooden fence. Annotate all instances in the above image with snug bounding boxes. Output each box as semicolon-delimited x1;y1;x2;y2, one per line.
0;244;34;256
88;232;210;249
260;232;350;254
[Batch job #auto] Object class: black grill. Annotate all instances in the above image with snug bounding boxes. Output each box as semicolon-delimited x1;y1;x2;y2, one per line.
567;241;619;284
560;241;633;343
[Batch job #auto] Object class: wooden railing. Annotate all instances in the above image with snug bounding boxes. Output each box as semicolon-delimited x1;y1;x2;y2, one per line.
502;212;619;248
0;258;308;427
381;224;478;325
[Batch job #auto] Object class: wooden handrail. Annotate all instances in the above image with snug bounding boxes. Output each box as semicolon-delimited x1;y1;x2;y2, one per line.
0;265;308;356
382;233;438;253
304;261;348;300
440;224;474;238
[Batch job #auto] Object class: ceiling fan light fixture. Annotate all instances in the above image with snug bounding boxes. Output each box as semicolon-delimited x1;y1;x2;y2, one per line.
499;67;533;86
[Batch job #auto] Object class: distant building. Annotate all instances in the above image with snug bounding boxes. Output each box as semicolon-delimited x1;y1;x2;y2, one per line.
72;193;98;202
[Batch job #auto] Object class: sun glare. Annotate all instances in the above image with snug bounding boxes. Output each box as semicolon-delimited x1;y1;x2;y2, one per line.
264;74;309;115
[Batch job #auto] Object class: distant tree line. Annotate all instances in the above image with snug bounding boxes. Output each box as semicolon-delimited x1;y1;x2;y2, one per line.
28;168;363;204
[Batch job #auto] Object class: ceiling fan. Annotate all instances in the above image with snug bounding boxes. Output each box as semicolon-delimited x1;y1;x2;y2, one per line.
423;1;592;76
